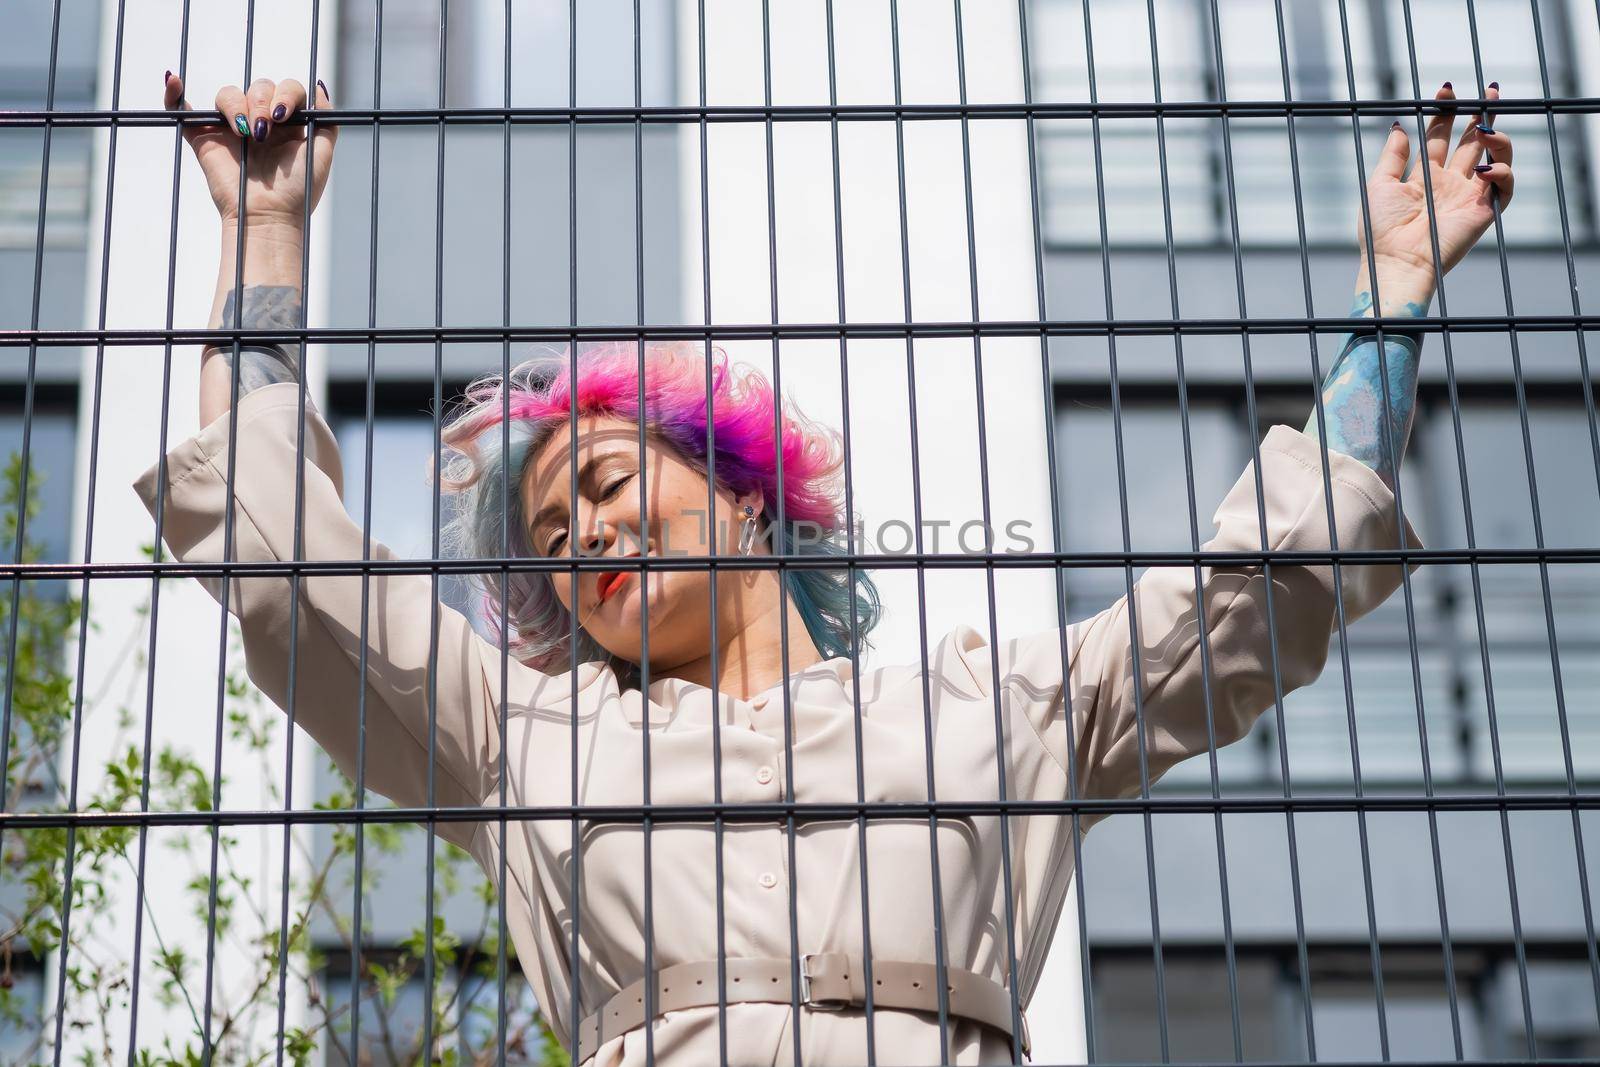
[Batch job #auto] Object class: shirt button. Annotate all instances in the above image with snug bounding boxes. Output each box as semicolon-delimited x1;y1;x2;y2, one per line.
755;766;774;785
758;872;779;889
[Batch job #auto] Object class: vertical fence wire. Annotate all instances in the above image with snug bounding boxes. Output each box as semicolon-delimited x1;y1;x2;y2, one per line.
756;5;808;1066
1015;0;1103;1059
1313;0;1398;1054
496;0;513;1060
693;9;735;1065
822;2;882;1062
887;1;957;1059
1079;1;1175;1057
1389;0;1521;1051
949;7;1030;1060
270;2;323;1063
1459;4;1540;1051
351;2;387;1058
1307;1;1467;1054
125;3;193;1059
421;1;451;1057
199;3;259;1060
0;0;60;848
566;4;585;1065
50;2;125;1063
1524;0;1600;1025
1142;0;1248;1056
1199;0;1342;1055
633;4;659;1065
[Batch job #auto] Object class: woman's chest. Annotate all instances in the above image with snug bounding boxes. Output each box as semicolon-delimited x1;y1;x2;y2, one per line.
505;672;1040;809
489;674;1064;969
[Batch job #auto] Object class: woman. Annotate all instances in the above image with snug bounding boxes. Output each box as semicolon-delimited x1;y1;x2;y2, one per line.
137;71;1512;1065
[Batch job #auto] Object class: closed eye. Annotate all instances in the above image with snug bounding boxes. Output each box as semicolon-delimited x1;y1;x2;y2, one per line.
543;473;635;555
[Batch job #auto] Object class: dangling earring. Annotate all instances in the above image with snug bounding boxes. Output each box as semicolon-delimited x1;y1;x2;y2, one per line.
737;504;758;556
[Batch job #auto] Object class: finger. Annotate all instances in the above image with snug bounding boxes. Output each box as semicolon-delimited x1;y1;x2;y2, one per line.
1473;160;1514;207
246;78;276;142
162;69;190;110
270;78;307;127
1423;81;1457;171
215;84;250;139
1453;121;1512;174
312;78;339;150
164;71;202;145
1374;120;1410;181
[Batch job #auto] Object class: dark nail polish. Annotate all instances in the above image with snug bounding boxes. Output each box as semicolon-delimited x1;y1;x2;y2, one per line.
254;117;268;141
317;79;330;100
1391;120;1403;130
272;103;286;122
1474;163;1493;173
164;70;172;84
1475;122;1494;134
1442;81;1452;90
234;113;249;137
1489;81;1499;89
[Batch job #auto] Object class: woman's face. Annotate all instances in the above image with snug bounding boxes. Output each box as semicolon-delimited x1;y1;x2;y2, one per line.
522;414;764;670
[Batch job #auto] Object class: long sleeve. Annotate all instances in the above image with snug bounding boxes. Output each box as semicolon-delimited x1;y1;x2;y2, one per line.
131;381;506;850
963;422;1423;822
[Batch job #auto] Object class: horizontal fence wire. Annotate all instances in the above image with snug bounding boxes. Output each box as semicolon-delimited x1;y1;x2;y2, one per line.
6;793;1600;832
4;96;1600;125
7;315;1600;346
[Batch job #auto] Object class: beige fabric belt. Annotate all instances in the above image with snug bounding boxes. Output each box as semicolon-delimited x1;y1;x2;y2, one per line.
577;954;1029;1057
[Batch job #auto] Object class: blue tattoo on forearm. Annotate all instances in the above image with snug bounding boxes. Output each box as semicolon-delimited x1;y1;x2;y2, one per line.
213;285;303;395
1303;290;1425;490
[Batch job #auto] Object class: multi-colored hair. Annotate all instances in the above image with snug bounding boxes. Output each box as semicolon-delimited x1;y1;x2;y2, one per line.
434;340;883;688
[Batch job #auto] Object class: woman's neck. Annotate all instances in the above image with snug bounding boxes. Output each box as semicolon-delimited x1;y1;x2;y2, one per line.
661;593;825;701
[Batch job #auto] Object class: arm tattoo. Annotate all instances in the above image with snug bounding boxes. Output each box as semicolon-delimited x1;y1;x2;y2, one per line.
1303;290;1426;490
214;284;303;395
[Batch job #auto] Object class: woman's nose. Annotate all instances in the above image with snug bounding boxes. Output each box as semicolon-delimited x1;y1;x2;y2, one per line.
577;519;609;557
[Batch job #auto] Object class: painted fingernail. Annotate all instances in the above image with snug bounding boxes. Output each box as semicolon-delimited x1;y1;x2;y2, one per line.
272;103;286;122
1474;163;1493;173
164;70;172;84
317;78;330;100
1489;81;1499;90
1475;123;1494;134
253;117;268;141
1391;120;1403;130
1442;81;1452;90
234;113;249;137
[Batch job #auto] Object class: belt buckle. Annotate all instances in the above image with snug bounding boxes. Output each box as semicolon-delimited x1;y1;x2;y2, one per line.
799;953;848;1011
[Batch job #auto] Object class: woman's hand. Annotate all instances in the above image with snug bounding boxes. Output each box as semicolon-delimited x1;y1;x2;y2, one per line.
1358;81;1514;315
163;71;338;229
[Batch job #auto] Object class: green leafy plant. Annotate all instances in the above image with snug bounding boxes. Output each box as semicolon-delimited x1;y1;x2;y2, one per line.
1;451;565;1065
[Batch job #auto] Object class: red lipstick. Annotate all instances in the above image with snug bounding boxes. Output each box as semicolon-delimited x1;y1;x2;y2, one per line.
596;554;640;604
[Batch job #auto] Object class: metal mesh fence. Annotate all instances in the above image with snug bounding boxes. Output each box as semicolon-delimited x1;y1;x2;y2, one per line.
1;0;1598;1064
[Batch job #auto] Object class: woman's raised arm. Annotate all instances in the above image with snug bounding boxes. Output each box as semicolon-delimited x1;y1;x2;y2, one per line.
964;81;1514;816
1306;81;1515;489
161;72;337;428
134;73;507;851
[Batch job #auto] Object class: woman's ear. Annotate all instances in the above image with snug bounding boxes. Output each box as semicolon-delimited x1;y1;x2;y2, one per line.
735;488;764;518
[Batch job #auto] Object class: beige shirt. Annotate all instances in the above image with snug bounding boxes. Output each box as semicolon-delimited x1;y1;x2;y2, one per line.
134;380;1420;1065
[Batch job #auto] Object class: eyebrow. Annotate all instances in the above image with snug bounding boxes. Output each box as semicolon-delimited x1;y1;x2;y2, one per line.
528;452;622;544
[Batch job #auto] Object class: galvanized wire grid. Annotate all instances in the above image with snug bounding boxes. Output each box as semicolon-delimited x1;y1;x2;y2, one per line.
0;0;1597;1064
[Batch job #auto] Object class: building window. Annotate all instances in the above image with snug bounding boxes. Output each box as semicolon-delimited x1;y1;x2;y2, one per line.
1054;391;1600;787
0;0;100;252
318;955;549;1066
0;404;78;575
1031;0;1595;248
1088;947;1600;1062
333;408;478;626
